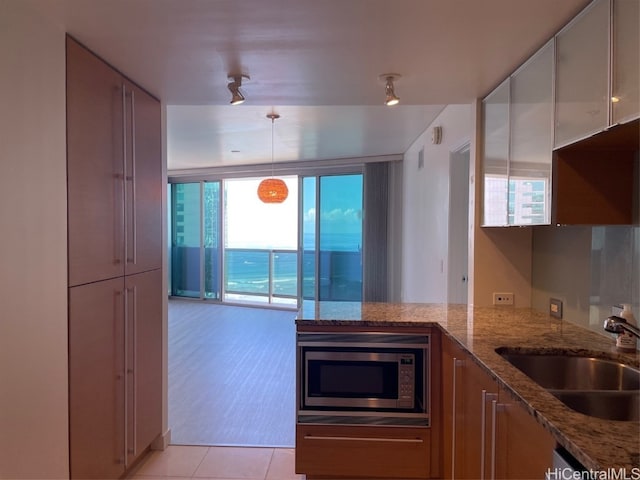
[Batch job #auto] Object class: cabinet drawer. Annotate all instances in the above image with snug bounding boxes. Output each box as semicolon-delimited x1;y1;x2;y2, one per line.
296;424;430;479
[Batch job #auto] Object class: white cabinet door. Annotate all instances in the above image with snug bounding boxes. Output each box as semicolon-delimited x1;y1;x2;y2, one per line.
555;0;610;148
482;79;510;227
508;40;553;225
612;0;639;124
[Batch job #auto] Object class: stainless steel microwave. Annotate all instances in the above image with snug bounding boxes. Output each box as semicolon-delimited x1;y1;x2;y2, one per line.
297;332;430;426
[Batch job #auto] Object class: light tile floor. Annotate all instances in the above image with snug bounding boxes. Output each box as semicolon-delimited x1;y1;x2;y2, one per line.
129;445;305;480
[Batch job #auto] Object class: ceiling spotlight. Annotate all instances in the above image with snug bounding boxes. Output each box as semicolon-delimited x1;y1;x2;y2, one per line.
380;73;401;106
227;74;249;105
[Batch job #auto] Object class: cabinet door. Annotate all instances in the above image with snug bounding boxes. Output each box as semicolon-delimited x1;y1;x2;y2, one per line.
555;0;610;148
125;269;163;464
460;358;499;480
69;278;126;479
482;79;510;226
442;336;465;479
67;37;125;286
495;387;555;479
508;40;553;225
612;0;639;124
123;81;162;275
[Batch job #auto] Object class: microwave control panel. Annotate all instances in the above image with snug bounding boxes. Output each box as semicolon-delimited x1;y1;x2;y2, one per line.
397;354;415;408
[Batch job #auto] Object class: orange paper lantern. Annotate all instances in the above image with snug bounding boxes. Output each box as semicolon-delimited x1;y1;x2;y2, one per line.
257;178;289;203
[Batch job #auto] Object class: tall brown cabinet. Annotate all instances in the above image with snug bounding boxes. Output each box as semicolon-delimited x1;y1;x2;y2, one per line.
66;36;163;479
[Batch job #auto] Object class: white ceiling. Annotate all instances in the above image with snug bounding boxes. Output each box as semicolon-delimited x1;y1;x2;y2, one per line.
25;0;590;171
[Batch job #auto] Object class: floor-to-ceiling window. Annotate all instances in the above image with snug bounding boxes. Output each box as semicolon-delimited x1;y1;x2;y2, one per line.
170;183;203;298
301;174;363;301
169;181;221;299
169;171;365;306
224;176;298;306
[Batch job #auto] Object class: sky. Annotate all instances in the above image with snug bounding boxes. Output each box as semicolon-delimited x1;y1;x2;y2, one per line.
225;174;363;251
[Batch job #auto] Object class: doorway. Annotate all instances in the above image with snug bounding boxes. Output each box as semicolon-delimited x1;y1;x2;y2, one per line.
447;145;470;304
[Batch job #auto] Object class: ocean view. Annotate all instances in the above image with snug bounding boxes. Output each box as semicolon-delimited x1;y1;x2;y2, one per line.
173;232;363;302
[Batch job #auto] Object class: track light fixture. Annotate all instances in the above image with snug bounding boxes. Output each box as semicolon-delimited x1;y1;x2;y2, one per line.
227;74;249;105
380;73;401;106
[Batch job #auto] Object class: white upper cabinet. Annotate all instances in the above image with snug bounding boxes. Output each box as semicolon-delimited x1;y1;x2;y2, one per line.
482;79;510;227
554;0;610;149
612;0;639;124
508;40;554;225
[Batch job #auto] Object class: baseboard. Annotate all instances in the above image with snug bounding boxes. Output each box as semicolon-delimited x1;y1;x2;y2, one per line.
151;428;172;450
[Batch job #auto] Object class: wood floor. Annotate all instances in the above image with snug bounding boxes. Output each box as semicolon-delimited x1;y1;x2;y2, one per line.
168;300;298;447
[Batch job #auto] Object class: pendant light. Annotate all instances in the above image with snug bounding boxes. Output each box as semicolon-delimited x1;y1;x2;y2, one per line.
257;113;288;203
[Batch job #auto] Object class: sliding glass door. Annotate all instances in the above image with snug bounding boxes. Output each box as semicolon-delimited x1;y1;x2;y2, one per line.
223;177;298;306
169;181;221;299
169;172;363;305
301;174;363;301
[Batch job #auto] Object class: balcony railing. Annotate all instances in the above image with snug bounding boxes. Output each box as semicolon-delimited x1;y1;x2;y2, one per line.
171;246;362;304
224;248;298;303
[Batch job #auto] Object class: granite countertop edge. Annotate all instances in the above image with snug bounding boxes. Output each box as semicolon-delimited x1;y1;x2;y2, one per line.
295;302;640;472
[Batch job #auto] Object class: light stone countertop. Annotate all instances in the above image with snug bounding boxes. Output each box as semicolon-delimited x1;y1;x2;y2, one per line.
296;301;640;472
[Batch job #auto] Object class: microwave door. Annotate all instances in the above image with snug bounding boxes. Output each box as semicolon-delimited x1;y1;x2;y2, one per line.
304;351;408;410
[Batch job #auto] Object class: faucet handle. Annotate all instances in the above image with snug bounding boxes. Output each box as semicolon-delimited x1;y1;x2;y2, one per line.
603;315;626;333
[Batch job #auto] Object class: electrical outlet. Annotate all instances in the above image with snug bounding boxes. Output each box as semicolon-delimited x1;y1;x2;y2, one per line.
550;298;563;319
493;292;514;306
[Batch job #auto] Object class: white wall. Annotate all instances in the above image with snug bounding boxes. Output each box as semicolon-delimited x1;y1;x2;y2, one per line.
401;105;471;302
468;100;533;308
0;2;69;478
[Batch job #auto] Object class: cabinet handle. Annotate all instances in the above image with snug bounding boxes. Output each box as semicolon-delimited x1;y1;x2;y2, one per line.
129;89;137;265
123;287;129;466
114;289;125;466
452;357;463;479
491;399;497;480
491;400;506;480
131;285;137;457
303;435;423;443
480;390;497;480
117;84;127;267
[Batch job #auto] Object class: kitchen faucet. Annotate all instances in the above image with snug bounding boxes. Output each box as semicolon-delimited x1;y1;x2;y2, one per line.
603;315;640;339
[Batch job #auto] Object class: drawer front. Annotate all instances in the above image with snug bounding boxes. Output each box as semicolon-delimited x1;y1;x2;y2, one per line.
296;425;430;479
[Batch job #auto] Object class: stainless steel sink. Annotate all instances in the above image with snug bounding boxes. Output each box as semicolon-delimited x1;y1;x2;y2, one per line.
549;390;639;421
499;353;640;390
497;350;640;421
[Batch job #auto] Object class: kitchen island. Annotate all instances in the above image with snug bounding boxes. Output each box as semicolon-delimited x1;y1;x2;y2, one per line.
296;302;640;475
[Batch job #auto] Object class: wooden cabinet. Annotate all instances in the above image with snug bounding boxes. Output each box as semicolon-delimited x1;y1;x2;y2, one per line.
69;277;125;479
297;424;431;480
126;270;163;462
552;120;638;225
442;335;554;480
69;270;162;479
494;386;555;479
67;37;161;287
295;324;440;479
442;336;498;479
66;36;163;479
